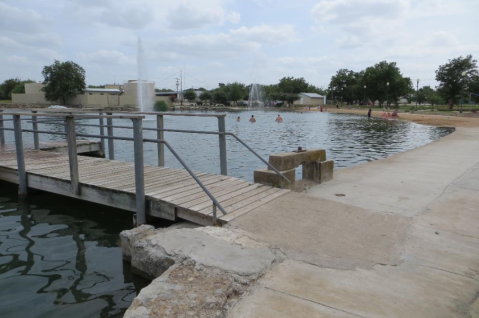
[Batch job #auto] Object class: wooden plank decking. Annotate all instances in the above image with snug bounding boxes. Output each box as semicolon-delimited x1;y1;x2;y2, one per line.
0;145;289;225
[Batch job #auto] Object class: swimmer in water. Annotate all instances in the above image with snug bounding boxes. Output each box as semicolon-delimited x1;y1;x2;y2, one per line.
249;115;256;123
275;114;283;123
236;116;240;122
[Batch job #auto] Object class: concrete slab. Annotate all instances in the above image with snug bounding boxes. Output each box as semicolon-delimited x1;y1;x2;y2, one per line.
228;192;411;270
403;223;479;280
415;186;479;238
230;287;358;318
131;227;276;279
306;128;479;216
260;260;478;318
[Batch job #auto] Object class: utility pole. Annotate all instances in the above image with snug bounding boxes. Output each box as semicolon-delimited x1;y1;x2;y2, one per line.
416;79;419;111
175;78;180;105
180;70;183;106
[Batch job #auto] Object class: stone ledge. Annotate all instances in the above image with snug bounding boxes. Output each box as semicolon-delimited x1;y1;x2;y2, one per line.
254;168;295;188
268;149;326;171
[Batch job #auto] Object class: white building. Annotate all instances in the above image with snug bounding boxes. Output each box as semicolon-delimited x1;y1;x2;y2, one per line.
294;93;326;106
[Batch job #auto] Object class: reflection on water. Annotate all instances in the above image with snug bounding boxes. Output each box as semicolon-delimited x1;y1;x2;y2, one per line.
0;183;150;318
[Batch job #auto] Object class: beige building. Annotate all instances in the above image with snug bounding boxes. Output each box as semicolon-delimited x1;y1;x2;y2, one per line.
294;93;326;106
12;81;172;109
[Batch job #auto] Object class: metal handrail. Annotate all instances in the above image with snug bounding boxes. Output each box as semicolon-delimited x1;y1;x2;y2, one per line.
1;112;228;225
27;119;291;184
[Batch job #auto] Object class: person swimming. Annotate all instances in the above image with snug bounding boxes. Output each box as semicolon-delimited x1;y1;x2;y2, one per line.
249;115;256;123
236;116;240;122
275;114;283;123
368;108;372;118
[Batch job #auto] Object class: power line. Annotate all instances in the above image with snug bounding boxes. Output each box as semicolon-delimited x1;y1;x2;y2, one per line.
184;71;212;88
152;71;181;84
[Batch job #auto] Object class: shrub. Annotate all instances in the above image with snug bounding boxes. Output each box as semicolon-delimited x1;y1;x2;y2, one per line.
154;100;168;112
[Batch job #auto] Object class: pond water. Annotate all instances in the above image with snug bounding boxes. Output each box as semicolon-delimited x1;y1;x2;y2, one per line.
0;110;454;317
0;183;151;317
2;110;454;182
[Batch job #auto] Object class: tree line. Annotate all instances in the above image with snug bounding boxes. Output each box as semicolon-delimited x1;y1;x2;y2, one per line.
1;55;478;108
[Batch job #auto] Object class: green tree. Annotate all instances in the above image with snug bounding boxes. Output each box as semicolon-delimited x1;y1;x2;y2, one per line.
11;80;35;95
228;82;244;104
277;77;309;94
362;61;412;106
199;91;212;103
0;78;22;100
285;93;300;106
436;55;479;108
183;90;197;101
154;100;168;112
213;91;228;104
41;60;86;104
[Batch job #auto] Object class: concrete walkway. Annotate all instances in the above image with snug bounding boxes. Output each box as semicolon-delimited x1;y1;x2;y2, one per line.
227;127;479;318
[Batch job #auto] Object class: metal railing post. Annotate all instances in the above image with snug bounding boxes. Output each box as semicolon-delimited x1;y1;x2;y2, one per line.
31;111;40;150
66;116;80;195
0;110;5;146
13;115;27;197
99;111;105;154
212;203;217;225
132;118;146;225
157;114;165;166
218;116;227;175
106;112;114;159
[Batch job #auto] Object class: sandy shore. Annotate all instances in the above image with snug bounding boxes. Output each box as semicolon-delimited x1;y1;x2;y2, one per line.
301;107;479;128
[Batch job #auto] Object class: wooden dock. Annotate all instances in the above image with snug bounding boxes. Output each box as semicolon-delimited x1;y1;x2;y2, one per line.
0;145;289;225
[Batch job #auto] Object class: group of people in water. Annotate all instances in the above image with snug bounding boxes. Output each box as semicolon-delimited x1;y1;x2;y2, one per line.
236;115;283;123
366;108;399;119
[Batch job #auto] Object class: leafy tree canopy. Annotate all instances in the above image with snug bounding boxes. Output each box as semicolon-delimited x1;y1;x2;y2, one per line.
436;55;478;105
11;80;35;95
213;91;228;104
0;78;22;100
183;89;197;101
199;91;212;102
42;60;86;104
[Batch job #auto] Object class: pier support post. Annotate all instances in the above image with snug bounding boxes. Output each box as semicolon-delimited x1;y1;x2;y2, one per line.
99;112;106;154
107;112;114;160
13;115;28;197
66;116;80;195
157;114;164;167
132;118;146;225
31;111;40;150
0;110;5;146
218;116;227;175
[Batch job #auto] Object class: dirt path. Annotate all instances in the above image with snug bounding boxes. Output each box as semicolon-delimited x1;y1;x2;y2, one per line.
301;107;479;128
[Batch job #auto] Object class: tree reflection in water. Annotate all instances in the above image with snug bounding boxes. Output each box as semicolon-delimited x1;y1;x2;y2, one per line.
0;182;150;318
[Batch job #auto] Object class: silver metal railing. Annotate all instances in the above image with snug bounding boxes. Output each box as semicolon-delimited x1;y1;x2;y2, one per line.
0;109;291;224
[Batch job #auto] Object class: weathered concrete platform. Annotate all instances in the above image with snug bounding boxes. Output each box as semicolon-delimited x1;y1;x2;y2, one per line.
0;147;289;225
227;127;479;318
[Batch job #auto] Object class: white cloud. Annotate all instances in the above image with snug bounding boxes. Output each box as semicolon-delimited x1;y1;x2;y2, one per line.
158;25;298;59
226;11;241;24
312;0;410;24
0;2;51;33
78;50;135;66
167;4;226;30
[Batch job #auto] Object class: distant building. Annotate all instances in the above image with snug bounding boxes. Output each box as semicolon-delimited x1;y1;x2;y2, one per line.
12;81;172;108
294;93;326;106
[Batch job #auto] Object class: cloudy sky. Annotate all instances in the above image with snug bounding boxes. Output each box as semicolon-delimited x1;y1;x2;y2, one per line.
1;0;478;90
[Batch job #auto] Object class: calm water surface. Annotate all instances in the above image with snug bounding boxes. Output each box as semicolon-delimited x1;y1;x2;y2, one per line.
0;183;150;317
0;110;454;317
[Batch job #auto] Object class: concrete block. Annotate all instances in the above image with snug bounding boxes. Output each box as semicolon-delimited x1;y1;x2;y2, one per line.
320;159;334;183
254;168;295;188
268;149;326;171
302;161;321;183
120;224;155;261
